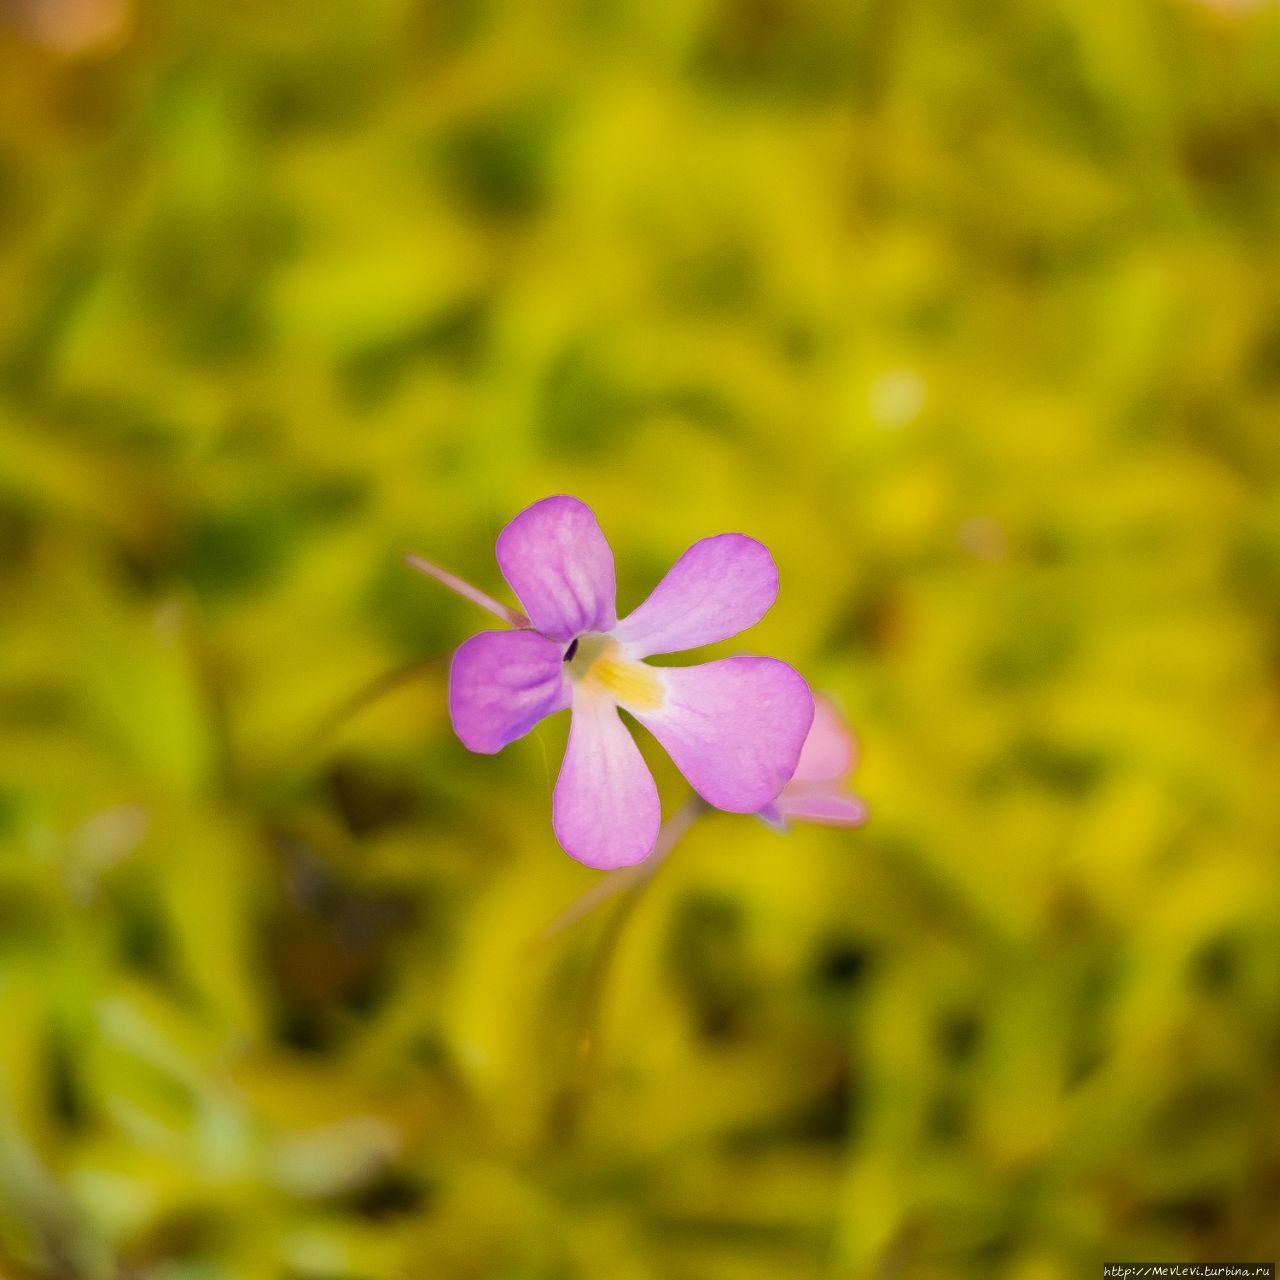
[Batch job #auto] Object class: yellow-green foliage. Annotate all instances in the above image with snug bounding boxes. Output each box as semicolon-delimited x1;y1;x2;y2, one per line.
1;0;1279;1276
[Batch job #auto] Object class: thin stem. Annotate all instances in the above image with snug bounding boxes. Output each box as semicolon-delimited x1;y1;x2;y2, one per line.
402;551;528;628
305;655;446;755
544;795;708;1148
270;654;447;785
537;795;707;941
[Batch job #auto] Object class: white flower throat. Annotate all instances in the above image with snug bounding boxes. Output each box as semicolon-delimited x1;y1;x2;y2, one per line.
564;633;665;711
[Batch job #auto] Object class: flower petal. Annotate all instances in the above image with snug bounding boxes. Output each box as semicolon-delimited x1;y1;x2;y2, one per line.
614;533;778;658
496;496;616;643
553;691;660;868
790;695;857;784
775;789;868;827
633;657;814;812
449;629;570;754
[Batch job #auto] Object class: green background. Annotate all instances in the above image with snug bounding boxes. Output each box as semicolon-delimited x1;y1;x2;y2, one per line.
2;0;1279;1276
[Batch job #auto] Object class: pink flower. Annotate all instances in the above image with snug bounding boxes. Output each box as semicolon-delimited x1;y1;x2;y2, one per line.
427;496;814;869
757;695;867;829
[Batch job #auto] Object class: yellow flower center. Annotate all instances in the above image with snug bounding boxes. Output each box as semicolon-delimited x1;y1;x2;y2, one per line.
566;634;665;711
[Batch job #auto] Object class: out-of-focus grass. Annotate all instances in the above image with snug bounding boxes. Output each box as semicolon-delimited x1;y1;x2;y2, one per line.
2;0;1280;1276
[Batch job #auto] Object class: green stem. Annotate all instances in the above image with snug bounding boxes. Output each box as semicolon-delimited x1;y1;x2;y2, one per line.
545;795;708;1148
273;653;446;784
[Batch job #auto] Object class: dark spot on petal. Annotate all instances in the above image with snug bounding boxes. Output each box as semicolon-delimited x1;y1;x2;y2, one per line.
563;638;579;662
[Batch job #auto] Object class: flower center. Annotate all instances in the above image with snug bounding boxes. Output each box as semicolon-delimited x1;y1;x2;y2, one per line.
564;634;665;711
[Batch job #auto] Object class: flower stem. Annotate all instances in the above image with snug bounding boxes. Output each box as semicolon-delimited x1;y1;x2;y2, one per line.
537;795;707;940
402;551;528;628
268;653;446;787
544;795;709;1148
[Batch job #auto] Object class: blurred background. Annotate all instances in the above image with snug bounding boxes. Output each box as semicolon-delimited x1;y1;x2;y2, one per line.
2;0;1280;1276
